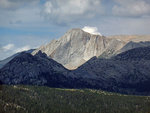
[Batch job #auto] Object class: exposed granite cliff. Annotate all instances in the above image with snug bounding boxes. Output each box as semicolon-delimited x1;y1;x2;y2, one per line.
32;28;125;69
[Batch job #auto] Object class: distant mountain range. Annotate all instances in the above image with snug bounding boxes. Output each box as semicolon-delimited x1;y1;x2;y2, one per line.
0;28;150;95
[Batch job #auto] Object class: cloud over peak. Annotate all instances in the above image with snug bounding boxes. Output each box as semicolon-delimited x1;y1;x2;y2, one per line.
82;26;102;36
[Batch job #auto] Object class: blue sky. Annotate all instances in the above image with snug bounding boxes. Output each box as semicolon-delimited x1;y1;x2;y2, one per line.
0;0;150;60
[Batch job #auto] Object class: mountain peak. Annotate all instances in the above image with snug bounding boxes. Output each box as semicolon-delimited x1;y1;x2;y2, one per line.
32;28;125;69
34;50;48;58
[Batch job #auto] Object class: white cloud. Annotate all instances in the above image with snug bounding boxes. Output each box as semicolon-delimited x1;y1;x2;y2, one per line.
42;0;103;23
15;45;31;53
2;44;14;51
82;26;102;35
112;0;150;16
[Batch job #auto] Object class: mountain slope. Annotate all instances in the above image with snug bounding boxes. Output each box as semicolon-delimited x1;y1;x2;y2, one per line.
114;46;150;60
75;46;150;95
0;51;99;89
32;28;125;69
0;51;71;87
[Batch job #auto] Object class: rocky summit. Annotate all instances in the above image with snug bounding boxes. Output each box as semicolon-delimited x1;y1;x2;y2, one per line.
32;28;125;69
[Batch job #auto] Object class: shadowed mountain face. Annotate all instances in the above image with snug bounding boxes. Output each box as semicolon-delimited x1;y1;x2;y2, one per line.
0;51;70;87
0;51;98;89
74;46;150;95
114;46;150;60
32;29;125;69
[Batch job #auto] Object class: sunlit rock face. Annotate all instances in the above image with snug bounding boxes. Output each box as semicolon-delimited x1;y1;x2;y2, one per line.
32;28;124;69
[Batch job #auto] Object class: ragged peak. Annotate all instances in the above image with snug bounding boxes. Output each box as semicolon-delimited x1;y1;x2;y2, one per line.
34;50;48;58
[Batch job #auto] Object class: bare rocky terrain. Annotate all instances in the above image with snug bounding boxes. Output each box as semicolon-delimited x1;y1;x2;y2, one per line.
32;28;125;69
